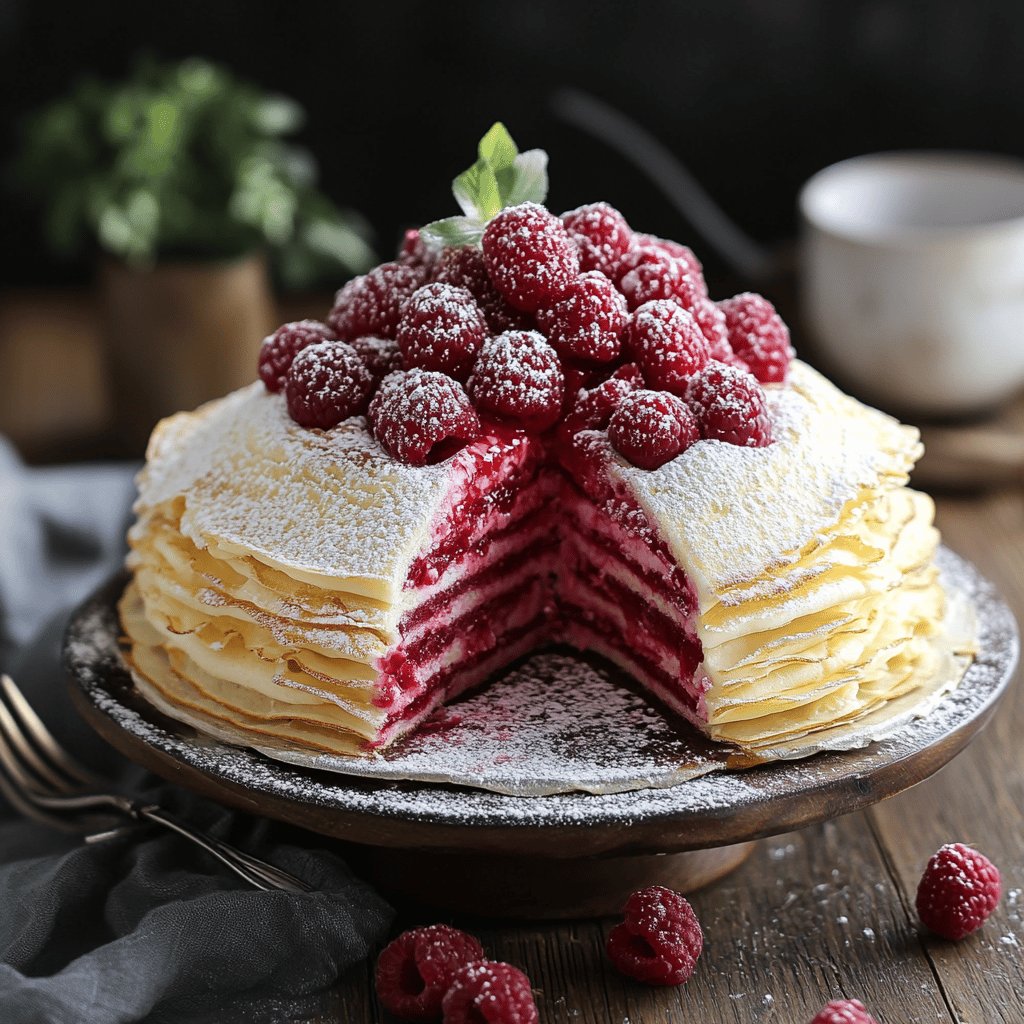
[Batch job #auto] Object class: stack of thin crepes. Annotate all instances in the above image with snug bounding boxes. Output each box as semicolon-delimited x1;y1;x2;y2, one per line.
120;362;977;767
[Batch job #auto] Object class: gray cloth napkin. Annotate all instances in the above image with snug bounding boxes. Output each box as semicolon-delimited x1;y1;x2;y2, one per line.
0;441;393;1023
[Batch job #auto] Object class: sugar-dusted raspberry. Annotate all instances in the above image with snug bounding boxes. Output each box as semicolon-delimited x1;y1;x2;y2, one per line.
441;961;538;1024
608;390;699;470
397;282;489;381
375;924;485;1023
634;233;705;288
482;202;579;312
559;372;638;444
686;361;773;447
349;335;404;383
327;261;425;341
625;300;710;396
435;245;530;333
535;271;628;364
368;368;481;465
258;319;334;392
561;202;633;277
606;885;703;985
468;330;564;431
560;361;606;405
809;999;879;1024
284;341;374;429
718;292;794;383
398;227;439;272
617;247;688;311
916;843;1001;940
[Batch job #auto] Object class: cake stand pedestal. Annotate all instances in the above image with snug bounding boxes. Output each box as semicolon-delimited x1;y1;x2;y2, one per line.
64;554;1018;920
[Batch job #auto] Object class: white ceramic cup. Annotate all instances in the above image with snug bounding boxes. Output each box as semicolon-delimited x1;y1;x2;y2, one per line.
799;152;1024;417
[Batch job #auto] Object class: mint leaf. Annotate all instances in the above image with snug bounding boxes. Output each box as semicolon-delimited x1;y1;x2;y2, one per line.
420;215;484;248
477;122;518;171
496;149;548;208
452;159;501;220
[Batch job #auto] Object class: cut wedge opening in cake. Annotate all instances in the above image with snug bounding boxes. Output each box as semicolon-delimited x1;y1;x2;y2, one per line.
120;361;977;761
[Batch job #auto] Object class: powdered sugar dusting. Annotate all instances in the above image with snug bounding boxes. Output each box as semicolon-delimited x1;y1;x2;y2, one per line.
64;547;1016;833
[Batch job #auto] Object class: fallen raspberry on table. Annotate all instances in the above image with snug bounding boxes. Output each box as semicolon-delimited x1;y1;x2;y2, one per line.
349;335;404;383
435;245;529;333
441;960;538;1024
686;361;773;447
327;261;425;340
634;233;704;286
258;319;334;392
608;390;699;470
561;202;634;277
468;330;565;431
536;271;628;364
717;292;794;383
284;341;374;429
809;998;879;1024
916;842;1001;940
625;300;710;395
606;885;703;985
617;247;689;311
369;368;480;465
482;202;579;312
374;924;485;1022
397;283;489;381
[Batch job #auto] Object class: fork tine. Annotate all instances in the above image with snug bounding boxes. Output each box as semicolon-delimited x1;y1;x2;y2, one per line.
0;729;83;832
1;674;99;787
0;700;77;794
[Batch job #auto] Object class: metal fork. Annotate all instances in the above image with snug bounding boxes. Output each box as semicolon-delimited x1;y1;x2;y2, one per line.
0;674;311;893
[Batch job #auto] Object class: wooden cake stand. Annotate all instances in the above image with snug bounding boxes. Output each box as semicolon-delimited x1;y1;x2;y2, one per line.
64;552;1018;919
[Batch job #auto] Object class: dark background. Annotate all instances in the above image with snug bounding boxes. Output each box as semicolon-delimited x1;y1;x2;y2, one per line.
3;0;1024;288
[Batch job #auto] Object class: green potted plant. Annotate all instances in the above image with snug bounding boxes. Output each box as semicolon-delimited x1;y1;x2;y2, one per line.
15;57;374;446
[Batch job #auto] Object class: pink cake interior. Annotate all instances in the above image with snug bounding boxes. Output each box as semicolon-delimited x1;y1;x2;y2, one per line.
368;431;705;748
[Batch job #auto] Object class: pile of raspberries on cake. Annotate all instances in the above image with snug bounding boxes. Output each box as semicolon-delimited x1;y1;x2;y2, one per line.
258;201;794;469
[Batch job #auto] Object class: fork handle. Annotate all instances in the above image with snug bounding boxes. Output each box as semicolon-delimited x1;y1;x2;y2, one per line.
137;806;311;893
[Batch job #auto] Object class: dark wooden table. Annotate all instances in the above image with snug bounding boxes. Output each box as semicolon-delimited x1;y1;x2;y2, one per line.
330;491;1024;1023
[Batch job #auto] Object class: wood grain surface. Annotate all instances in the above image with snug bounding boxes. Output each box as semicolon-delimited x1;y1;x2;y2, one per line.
329;490;1024;1023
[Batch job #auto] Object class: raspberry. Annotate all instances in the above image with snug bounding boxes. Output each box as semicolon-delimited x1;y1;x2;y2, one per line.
717;292;794;383
606;885;703;985
560;361;606;404
327;261;425;340
809;999;879;1024
686;361;773;447
916;843;1001;940
284;341;374;429
441;961;538;1024
535;271;628;364
561;202;633;277
349;335;404;383
368;369;480;465
617;247;688;311
374;924;485;1022
397;283;489;381
481;202;579;312
625;300;710;396
608;390;699;470
468;330;564;431
559;373;638;444
435;246;530;333
398;228;439;272
634;233;705;287
258;320;334;393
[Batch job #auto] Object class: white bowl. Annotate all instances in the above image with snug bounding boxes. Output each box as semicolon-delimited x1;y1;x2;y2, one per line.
799;152;1024;416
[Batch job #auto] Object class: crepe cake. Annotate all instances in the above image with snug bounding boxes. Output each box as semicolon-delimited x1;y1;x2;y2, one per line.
120;125;976;762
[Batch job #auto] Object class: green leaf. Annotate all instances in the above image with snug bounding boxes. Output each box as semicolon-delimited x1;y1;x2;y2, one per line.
498;148;549;208
420;215;484;248
477;122;518;170
452;158;500;220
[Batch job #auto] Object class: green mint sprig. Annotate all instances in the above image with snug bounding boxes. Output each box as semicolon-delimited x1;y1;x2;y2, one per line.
420;122;548;248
